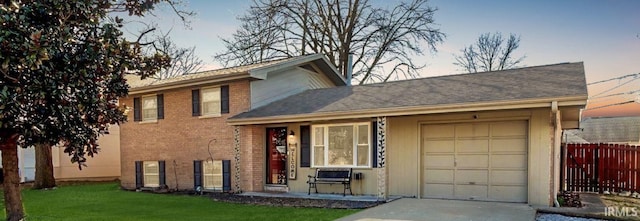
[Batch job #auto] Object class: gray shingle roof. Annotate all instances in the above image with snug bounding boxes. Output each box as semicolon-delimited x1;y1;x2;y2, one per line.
126;57;297;89
571;116;640;143
230;62;587;120
563;130;590;144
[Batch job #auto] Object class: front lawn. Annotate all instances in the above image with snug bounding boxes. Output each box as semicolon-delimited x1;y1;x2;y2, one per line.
1;182;358;221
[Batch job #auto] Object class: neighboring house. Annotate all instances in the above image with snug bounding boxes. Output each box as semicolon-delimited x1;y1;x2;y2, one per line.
562;129;589;144
52;125;121;181
8;128;120;183
565;116;640;145
226;62;588;207
119;54;345;192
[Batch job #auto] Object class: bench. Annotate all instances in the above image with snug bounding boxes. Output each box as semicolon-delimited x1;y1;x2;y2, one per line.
307;168;352;196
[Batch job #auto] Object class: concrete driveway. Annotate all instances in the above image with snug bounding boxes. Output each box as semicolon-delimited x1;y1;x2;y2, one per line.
336;198;536;221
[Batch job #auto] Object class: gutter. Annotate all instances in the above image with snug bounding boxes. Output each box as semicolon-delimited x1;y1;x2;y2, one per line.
227;95;587;125
129;73;251;95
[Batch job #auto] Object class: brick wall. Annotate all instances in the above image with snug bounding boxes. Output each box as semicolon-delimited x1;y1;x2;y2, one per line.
239;125;265;192
120;80;251;191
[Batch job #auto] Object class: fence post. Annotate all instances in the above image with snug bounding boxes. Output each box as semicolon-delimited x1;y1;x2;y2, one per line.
560;143;566;192
594;143;600;193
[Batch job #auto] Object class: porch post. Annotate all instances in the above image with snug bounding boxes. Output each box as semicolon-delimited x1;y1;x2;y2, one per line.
233;126;242;193
376;116;387;200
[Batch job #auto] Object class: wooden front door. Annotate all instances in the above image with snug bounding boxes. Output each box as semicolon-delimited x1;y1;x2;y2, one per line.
266;127;288;185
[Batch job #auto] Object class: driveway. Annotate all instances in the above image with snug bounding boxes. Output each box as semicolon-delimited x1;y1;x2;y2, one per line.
336;198;536;221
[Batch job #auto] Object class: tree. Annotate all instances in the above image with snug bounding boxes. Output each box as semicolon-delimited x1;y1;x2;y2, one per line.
453;32;525;73
149;33;203;79
29;5;197;191
215;0;445;85
34;143;56;189
0;1;190;219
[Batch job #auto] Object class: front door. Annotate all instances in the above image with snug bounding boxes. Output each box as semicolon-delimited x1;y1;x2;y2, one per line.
266;127;287;185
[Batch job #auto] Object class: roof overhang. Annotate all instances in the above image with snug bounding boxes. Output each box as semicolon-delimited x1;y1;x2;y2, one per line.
129;73;251;95
228;95;587;126
128;54;345;95
248;54;346;86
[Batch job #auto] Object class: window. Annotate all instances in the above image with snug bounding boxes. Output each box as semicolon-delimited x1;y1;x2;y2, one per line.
311;123;370;167
192;86;228;117
201;87;221;116
143;161;159;187
142;96;157;121
203;160;223;190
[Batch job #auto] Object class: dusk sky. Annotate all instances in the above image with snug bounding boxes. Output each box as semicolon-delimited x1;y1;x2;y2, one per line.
135;0;640;117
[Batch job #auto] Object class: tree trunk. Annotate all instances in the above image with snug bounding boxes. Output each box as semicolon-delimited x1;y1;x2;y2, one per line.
34;143;56;189
0;133;25;221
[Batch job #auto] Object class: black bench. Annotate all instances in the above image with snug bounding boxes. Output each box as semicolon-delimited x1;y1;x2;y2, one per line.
307;168;352;196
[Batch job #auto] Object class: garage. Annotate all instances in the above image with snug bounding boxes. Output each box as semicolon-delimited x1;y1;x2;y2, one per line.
421;121;528;202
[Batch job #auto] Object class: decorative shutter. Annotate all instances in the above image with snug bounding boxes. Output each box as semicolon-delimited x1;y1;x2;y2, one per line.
194;160;203;189
156;94;164;119
372;121;378;168
221;85;229;114
222;160;231;192
159;160;166;187
300;125;311;167
133;97;141;122
135;161;143;188
192;89;201;116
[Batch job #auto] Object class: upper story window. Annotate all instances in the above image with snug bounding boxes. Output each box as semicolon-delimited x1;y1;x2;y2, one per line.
133;94;164;122
201;87;221;116
192;85;229;117
142;96;158;121
311;123;371;168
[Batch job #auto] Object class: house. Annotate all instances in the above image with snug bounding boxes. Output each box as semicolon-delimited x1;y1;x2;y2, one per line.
565;116;640;145
6;129;120;183
119;54;345;192
52;125;121;181
119;56;587;207
226;62;588;207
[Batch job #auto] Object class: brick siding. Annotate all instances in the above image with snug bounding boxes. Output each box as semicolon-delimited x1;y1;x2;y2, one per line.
120;80;251;191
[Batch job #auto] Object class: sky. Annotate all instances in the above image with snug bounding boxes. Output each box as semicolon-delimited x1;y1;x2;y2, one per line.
137;0;640;118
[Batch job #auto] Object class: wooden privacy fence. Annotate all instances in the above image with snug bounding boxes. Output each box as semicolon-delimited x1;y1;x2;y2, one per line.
562;143;639;193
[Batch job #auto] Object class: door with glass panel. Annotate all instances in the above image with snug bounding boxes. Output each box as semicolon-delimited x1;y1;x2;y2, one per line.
266;127;287;185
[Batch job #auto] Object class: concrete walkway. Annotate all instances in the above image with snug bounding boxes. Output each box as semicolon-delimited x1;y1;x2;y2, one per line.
336;198;536;221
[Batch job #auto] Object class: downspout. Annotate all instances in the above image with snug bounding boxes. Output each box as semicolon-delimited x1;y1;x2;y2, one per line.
551;101;561;207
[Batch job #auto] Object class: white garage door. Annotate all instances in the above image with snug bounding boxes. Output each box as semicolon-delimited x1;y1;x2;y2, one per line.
421;121;528;203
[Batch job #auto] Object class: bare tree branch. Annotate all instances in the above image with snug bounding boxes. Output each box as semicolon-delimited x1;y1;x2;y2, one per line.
453;32;526;73
215;0;445;84
144;31;204;79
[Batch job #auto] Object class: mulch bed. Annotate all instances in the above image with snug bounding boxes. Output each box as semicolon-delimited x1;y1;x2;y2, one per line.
204;192;384;209
558;191;582;207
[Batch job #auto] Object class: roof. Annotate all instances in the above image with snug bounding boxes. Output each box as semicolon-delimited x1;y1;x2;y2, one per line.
126;54;345;94
228;62;588;125
562;130;590;144
571;116;640;143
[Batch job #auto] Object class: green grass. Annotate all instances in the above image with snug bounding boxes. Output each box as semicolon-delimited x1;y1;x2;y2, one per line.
1;182;358;221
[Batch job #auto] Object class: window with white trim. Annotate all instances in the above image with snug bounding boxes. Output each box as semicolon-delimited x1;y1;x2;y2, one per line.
143;161;159;187
203;160;223;190
311;123;370;167
141;96;157;121
201;87;221;116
